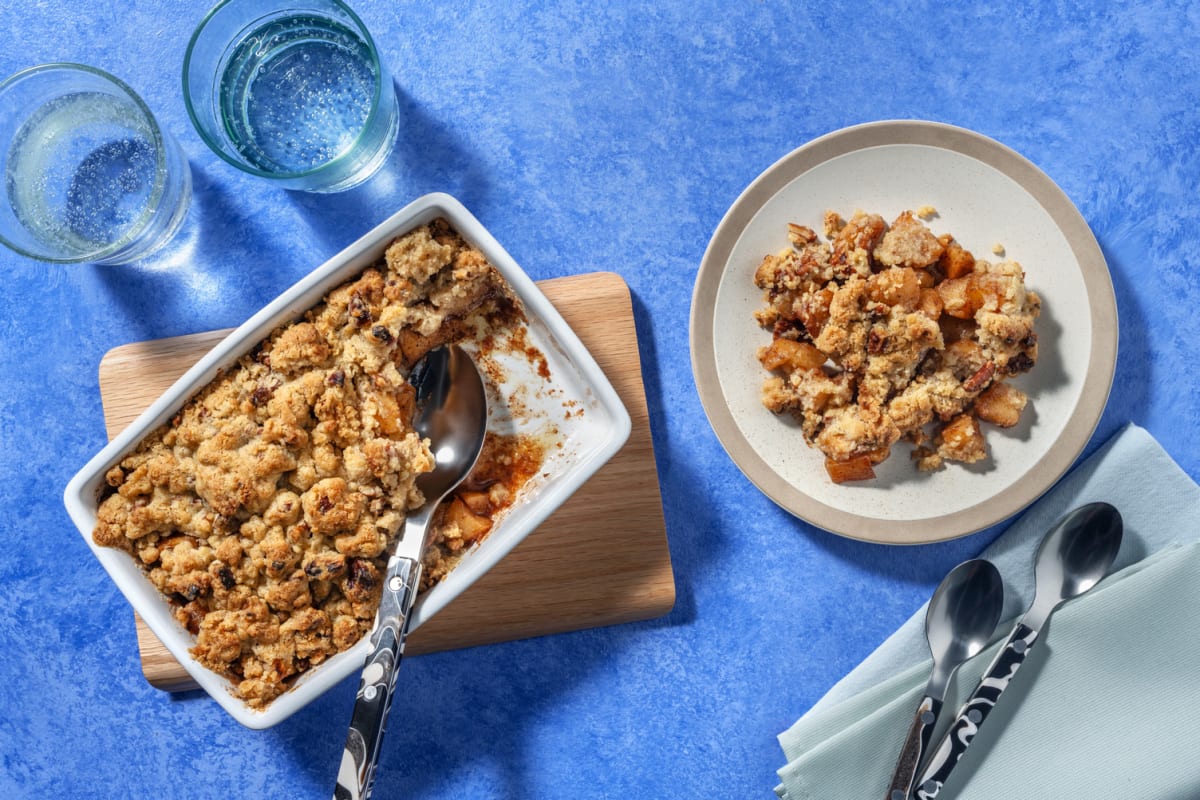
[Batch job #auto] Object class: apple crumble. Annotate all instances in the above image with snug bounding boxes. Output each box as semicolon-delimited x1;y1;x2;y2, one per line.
753;208;1039;483
93;219;544;708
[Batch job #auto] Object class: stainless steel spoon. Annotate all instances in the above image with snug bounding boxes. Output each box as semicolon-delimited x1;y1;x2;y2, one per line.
334;345;488;800
914;502;1124;799
885;559;1005;800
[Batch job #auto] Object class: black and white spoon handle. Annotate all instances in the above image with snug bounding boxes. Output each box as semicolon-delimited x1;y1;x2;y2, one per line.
333;554;422;800
913;622;1039;799
886;694;942;800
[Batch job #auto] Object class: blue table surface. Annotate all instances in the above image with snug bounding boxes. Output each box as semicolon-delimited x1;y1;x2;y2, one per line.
2;2;1197;797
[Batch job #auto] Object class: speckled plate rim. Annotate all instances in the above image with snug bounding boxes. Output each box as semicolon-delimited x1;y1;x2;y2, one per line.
689;120;1117;544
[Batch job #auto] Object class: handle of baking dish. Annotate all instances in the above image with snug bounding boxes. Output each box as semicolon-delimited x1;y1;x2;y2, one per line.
333;554;422;800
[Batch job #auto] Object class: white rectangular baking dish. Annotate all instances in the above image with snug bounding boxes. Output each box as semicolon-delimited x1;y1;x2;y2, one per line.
63;192;631;729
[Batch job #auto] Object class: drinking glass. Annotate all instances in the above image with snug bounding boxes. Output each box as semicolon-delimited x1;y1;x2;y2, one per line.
0;64;192;265
183;0;399;193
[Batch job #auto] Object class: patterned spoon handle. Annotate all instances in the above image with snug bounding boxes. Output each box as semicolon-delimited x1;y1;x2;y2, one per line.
885;694;942;800
333;554;422;800
913;622;1039;799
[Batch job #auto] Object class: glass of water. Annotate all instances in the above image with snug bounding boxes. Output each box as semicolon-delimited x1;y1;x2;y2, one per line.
183;0;399;193
0;64;192;265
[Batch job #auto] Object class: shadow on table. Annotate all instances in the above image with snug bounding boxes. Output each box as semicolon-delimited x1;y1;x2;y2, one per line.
88;164;284;340
1094;232;1151;435
277;622;652;797
626;288;718;630
286;83;494;253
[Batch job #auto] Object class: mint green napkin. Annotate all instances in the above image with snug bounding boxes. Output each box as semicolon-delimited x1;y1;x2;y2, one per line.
776;425;1200;799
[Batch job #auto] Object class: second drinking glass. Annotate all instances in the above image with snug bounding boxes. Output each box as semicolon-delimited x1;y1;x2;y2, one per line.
183;0;399;193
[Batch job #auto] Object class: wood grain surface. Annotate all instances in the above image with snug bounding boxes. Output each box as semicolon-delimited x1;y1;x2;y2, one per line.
98;271;673;692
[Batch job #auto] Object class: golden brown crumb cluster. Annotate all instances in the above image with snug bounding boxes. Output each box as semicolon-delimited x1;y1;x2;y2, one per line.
753;209;1040;483
94;220;537;707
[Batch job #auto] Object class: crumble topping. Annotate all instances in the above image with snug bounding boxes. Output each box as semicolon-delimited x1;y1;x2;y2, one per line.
753;209;1040;483
94;219;545;707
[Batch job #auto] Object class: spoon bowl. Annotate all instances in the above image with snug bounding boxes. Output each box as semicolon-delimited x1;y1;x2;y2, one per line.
926;559;1006;681
1033;501;1123;609
409;344;490;507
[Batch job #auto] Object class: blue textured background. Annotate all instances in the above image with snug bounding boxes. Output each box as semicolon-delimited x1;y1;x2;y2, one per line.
1;2;1197;797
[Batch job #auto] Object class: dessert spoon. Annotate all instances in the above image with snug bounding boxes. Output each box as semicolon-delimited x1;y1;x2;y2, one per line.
885;558;1004;800
333;345;488;800
914;502;1123;799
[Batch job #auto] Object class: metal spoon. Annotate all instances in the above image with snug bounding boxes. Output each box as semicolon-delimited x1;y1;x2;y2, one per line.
333;345;488;800
914;502;1124;799
885;559;1005;800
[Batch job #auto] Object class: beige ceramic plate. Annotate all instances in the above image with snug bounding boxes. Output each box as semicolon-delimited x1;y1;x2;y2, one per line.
690;121;1117;544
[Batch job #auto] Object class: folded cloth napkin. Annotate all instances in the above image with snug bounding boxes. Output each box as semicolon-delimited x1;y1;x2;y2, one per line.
775;424;1200;799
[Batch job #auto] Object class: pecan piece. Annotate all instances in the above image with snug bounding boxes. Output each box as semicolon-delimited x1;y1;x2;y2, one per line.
962;361;996;393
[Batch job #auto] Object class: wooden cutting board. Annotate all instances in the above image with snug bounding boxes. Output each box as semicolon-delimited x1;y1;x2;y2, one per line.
98;271;673;692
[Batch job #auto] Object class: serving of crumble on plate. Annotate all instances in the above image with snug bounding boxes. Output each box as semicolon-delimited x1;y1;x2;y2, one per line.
752;208;1040;484
690;121;1116;544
